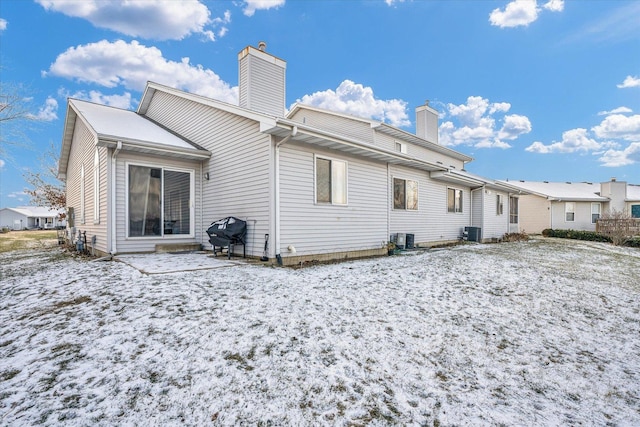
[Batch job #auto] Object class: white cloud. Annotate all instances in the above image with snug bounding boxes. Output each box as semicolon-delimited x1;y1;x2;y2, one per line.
599;143;640;167
489;0;563;28
60;88;134;109
438;96;530;149
385;0;405;6
0;159;5;168
296;80;410;128
592;114;640;141
242;0;285;17
543;0;564;12
45;40;238;104
29;97;58;121
0;18;7;31
35;0;217;41
499;114;532;140
525;128;601;153
598;106;633;116
617;75;640;89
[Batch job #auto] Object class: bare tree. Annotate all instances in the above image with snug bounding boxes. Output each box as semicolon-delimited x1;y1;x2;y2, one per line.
0;80;39;154
23;142;66;210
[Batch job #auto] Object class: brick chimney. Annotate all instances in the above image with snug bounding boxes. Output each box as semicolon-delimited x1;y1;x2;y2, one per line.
415;100;439;144
238;41;287;117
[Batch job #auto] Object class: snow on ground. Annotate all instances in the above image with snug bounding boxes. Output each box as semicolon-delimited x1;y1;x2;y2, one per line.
1;238;639;426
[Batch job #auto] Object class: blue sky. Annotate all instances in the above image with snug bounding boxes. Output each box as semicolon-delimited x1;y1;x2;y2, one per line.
1;0;639;208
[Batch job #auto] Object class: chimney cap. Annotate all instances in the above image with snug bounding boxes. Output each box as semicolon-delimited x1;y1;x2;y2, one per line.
258;41;267;51
611;177;617;182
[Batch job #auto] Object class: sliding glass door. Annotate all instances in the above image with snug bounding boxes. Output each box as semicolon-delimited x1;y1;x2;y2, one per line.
128;165;192;237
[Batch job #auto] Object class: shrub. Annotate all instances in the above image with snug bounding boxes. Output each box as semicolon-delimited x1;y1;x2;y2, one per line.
541;229;611;243
502;232;529;242
625;237;640;248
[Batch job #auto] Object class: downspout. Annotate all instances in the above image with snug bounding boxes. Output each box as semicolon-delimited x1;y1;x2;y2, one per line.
387;163;391;246
110;141;122;255
274;126;297;265
200;162;204;247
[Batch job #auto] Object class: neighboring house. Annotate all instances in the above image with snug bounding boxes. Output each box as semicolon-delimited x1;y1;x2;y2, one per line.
58;43;524;263
499;179;640;234
0;207;65;230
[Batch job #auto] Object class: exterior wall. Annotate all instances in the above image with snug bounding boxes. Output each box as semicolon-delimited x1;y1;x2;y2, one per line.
289;108;374;144
0;210;28;230
114;151;201;254
480;190;510;241
65;119;109;253
600;181;627;213
518;195;551;234
374;132;465;169
143;90;271;257
238;47;286;117
278;142;388;258
550;201;596;231
391;166;471;244
471;189;483;229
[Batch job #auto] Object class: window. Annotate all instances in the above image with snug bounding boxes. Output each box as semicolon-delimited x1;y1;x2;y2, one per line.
509;196;519;224
395;141;407;154
94;150;100;223
80;164;85;224
393;178;418;210
591;203;601;224
565;202;575;222
315;156;347;205
128;165;192;237
632;205;640;219
447;188;463;213
496;194;504;215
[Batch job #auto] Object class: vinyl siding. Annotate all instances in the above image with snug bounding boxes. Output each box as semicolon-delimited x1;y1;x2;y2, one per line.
519;195;551;234
289;109;374;144
374;132;465;169
550;201;596;231
279;143;388;257
471;189;483;228
239;54;285;117
481;191;510;240
390;165;470;244
143;90;271;257
65;119;109;254
114;152;201;254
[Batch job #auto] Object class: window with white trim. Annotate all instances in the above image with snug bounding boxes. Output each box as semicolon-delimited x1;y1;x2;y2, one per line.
393;178;418;210
496;194;504;215
93;150;100;223
395;141;407;154
591;202;601;224
315;156;347;205
127;164;193;237
447;188;463;213
565;202;575;222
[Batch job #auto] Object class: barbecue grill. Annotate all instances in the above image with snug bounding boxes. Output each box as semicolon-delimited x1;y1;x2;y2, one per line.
206;217;247;259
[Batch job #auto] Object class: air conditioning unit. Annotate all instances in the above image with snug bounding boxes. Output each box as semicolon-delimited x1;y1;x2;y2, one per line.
396;233;406;249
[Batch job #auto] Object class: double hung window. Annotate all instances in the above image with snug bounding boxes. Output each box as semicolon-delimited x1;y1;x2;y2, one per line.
315;156;347;205
565;202;575;222
447;188;463;213
393;178;418;210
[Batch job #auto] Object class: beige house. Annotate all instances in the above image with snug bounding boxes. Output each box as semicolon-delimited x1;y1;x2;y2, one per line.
58;43;523;263
499;179;640;234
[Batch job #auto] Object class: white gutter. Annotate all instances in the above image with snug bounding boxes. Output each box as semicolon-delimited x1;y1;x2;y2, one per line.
274;126;297;264
109;141;122;255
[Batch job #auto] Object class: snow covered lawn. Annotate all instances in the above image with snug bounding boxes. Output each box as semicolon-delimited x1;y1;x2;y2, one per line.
1;238;639;425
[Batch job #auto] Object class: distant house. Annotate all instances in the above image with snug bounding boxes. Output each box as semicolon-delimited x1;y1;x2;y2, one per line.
0;207;65;230
499;179;640;234
58;43;524;263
